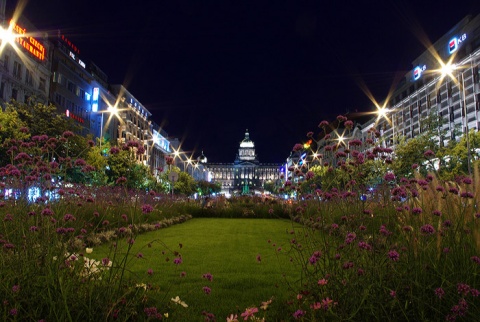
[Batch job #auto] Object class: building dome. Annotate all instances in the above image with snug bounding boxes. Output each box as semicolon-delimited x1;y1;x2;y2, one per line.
198;150;207;163
240;129;254;148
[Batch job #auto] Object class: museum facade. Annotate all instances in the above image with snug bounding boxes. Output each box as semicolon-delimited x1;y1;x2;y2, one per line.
203;130;283;195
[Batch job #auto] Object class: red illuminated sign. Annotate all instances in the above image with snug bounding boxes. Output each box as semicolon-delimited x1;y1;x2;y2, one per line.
60;34;80;54
66;110;85;124
9;20;46;61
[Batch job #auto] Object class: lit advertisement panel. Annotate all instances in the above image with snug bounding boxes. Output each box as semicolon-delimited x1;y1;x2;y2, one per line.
448;33;466;55
9;20;45;61
413;65;426;81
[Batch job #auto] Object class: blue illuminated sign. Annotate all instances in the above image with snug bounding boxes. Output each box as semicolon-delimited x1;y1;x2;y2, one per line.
448;33;467;55
413;65;426;81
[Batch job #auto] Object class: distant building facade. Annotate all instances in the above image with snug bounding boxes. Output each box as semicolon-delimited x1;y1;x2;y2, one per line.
0;5;51;107
205;130;282;195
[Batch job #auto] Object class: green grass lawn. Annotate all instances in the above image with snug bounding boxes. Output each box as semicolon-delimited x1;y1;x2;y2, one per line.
93;218;302;321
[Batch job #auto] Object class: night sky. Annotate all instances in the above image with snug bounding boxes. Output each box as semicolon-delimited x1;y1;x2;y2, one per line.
9;0;480;163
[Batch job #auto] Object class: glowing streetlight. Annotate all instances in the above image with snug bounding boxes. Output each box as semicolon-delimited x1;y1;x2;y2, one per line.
436;58;471;175
99;102;120;151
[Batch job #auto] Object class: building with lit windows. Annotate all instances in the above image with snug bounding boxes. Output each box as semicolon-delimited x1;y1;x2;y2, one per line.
109;84;154;165
0;3;51;106
369;14;480;151
205;130;283;195
313;14;480;165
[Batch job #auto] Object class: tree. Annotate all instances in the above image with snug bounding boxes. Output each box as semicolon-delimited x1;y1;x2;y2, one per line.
391;108;448;178
11;100;79;137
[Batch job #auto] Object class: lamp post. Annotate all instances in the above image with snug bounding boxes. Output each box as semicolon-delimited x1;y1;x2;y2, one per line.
440;61;471;175
99;104;119;151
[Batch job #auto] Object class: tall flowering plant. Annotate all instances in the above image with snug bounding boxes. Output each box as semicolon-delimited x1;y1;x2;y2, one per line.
281;117;480;320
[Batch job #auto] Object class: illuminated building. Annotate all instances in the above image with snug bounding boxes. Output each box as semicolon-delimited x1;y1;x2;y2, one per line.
311;14;480;167
49;32;109;137
205;130;283;195
109;84;153;165
0;4;51;106
364;14;480;151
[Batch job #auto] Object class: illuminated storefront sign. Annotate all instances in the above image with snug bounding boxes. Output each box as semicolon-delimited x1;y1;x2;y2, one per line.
413;65;427;81
92;87;99;112
153;131;171;152
448;33;467;54
65;110;85;123
9;20;46;61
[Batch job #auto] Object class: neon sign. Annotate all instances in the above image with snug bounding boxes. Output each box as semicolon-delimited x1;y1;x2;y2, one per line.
448;33;467;55
65;110;85;123
9;20;45;61
92;87;99;112
60;34;80;54
413;65;427;81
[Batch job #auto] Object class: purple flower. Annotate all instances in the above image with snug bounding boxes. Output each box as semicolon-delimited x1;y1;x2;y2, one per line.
462;177;472;184
202;286;211;295
62;131;75;138
63;214;76;222
412;207;423;214
141;204;154;214
202;273;213;281
434;287;445;299
101;258;110;266
471;256;480;265
457;283;471;296
12;285;20;293
292;143;303;152
358;241;372;251
388;250;400;261
293;309;305;319
420;224;436;235
384;172;395;182
424;150;435;158
173;257;183;265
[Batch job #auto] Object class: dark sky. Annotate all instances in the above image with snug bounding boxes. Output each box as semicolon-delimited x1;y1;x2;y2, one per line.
10;0;480;163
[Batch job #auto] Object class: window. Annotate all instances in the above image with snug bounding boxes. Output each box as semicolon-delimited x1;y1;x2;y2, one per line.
13;61;22;80
3;55;9;71
55;93;62;105
0;82;4;99
25;69;33;86
67;81;75;93
39;78;46;92
474;66;479;83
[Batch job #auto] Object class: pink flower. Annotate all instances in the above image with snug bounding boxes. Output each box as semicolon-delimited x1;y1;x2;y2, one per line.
226;314;239;322
202;286;211;295
318;278;328;286
241;307;258;320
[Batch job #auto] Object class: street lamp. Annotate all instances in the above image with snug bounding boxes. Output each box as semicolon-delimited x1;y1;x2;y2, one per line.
99;103;119;151
438;61;472;175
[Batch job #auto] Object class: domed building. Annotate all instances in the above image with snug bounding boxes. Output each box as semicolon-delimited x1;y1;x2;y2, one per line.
204;130;283;195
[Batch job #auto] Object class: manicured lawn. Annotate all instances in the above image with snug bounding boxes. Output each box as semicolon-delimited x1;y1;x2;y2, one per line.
93;218;302;321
